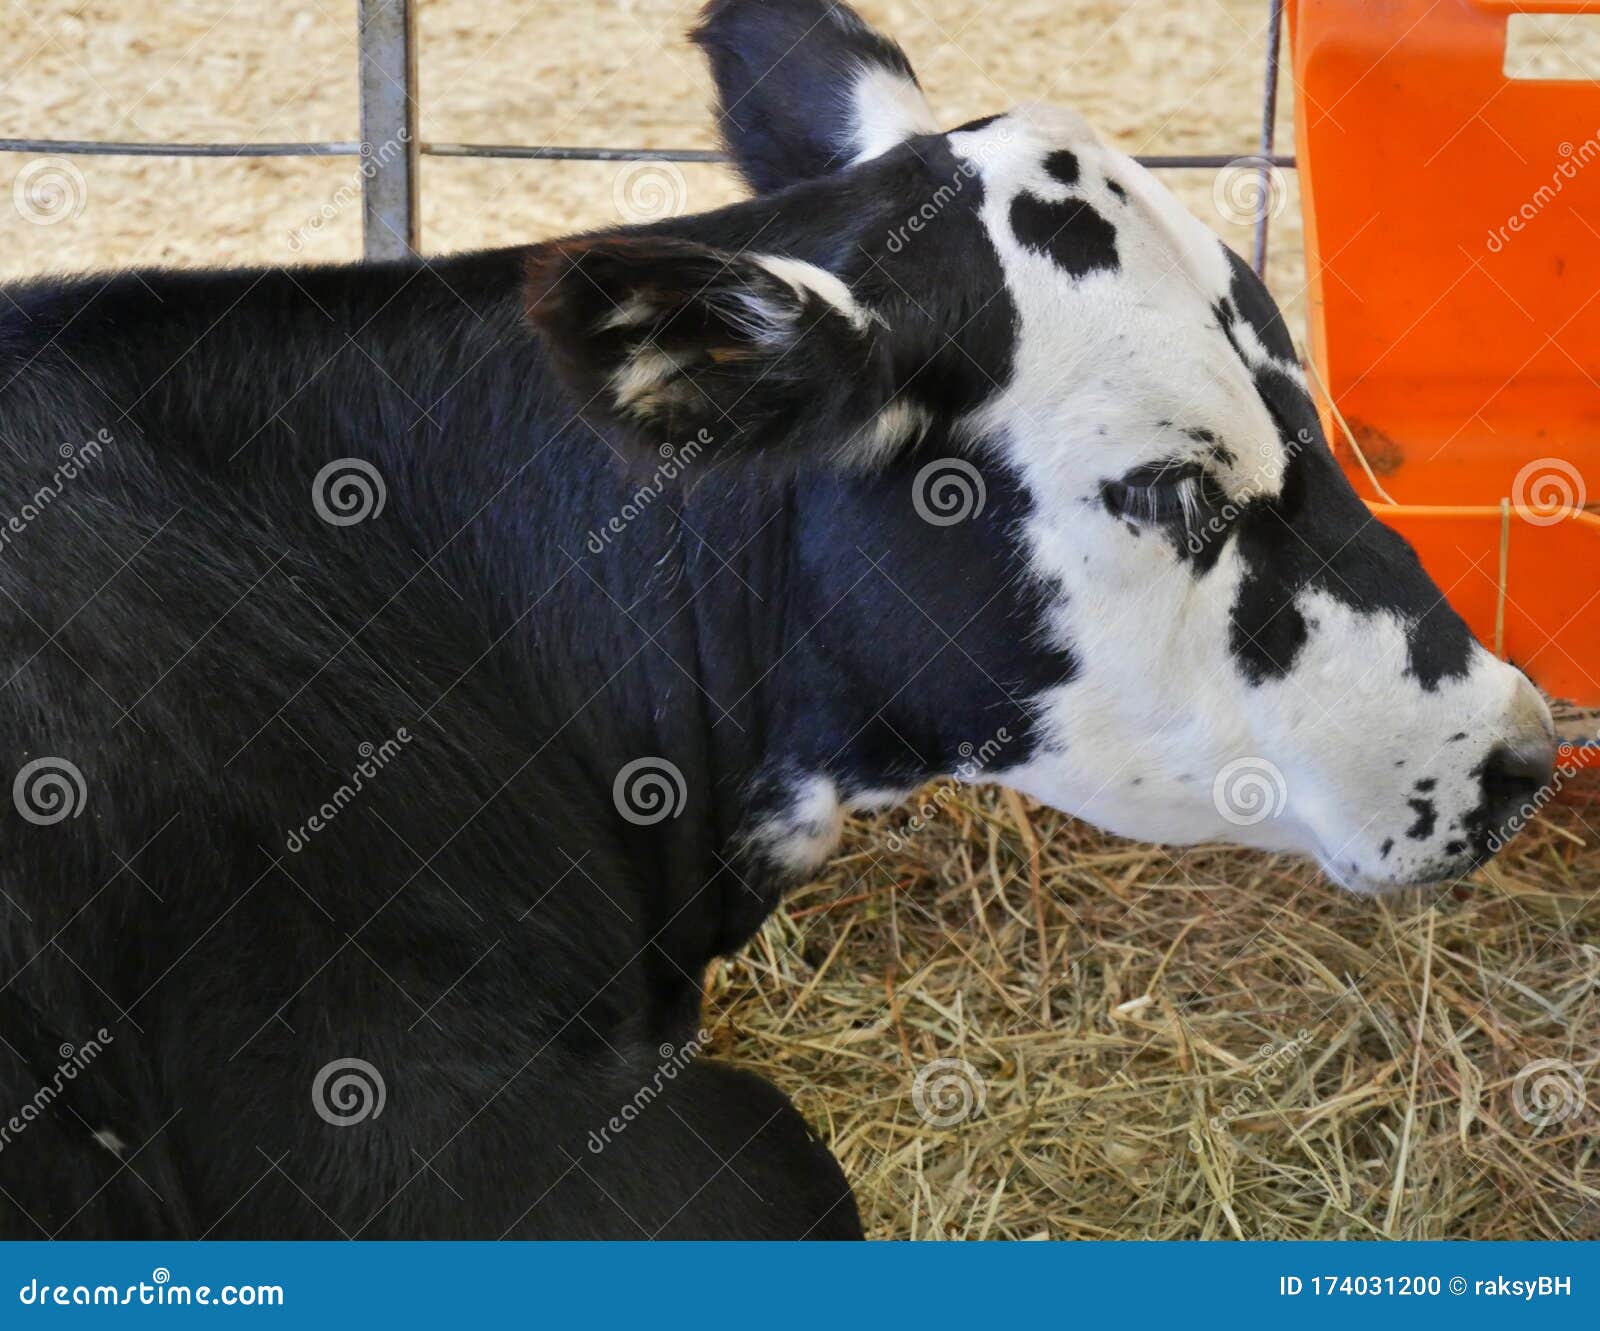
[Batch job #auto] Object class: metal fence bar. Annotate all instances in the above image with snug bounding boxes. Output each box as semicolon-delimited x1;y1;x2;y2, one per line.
427;146;1292;168
1135;153;1293;169
358;0;419;259
2;2;1296;258
0;139;362;157
0;138;1294;171
1253;0;1288;275
421;143;728;162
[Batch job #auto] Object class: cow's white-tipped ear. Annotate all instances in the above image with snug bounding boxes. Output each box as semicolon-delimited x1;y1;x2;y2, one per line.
692;0;938;193
525;235;906;469
849;61;940;163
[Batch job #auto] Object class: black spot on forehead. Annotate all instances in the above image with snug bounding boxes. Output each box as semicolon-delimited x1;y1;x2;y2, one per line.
1106;179;1128;202
1042;150;1080;188
1406;798;1437;841
1010;193;1119;278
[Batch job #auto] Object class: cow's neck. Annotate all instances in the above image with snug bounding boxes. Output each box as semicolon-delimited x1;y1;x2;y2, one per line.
486;457;946;961
558;456;1048;959
634;470;931;954
432;372;1045;965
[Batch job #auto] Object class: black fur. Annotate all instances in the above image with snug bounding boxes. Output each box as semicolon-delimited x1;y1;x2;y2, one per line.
0;0;1061;1230
1009;193;1120;278
693;0;924;191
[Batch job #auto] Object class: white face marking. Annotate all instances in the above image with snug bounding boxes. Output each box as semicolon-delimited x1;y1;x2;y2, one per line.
932;107;1553;890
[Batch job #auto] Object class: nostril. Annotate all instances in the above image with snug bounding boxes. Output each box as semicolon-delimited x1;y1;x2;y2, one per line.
1468;686;1559;858
1481;740;1556;813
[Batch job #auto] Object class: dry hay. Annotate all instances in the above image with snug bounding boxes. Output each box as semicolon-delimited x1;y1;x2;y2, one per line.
3;1;1597;1240
709;792;1600;1240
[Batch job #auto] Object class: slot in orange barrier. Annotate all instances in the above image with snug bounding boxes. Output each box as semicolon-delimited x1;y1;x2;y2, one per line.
1289;0;1600;760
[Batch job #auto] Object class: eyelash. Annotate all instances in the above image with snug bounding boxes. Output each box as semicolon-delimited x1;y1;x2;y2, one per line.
1101;466;1226;531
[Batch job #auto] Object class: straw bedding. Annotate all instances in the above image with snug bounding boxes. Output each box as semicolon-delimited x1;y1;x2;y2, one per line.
2;0;1595;1240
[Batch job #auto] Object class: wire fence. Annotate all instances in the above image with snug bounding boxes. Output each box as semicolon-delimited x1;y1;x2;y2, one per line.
0;0;1292;273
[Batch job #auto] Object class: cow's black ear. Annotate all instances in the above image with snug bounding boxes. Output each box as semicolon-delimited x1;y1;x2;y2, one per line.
691;0;937;193
526;235;914;468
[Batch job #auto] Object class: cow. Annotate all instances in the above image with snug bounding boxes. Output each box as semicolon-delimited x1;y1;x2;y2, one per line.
0;0;1555;1239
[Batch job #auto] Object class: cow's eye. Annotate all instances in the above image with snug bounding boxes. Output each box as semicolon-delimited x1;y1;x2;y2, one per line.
1101;462;1226;529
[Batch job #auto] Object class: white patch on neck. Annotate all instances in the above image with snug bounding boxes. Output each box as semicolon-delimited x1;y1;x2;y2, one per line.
740;773;919;879
751;254;881;333
849;64;939;163
744;773;847;877
845;785;913;813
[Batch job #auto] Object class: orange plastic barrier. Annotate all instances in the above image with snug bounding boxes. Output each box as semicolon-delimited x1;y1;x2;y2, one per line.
1290;0;1600;755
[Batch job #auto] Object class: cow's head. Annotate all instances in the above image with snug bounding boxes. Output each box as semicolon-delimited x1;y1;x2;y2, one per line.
529;0;1555;893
